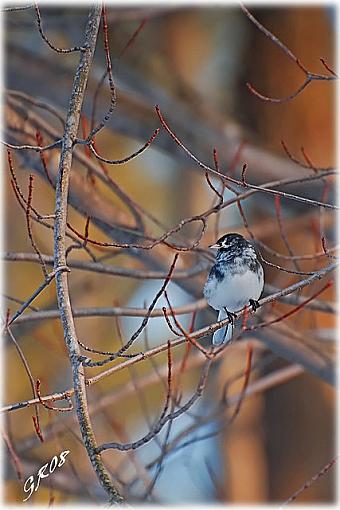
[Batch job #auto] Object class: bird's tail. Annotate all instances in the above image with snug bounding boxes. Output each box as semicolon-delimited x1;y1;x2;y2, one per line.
212;309;233;346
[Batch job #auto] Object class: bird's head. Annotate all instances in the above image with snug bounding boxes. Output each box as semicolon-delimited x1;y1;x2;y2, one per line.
209;233;246;251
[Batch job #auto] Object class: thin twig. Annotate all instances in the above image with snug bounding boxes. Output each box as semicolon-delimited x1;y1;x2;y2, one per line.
25;174;48;278
240;4;337;103
3;251;207;280
88;127;160;164
81;254;179;366
5;324;42;442
85;5;116;140
155;105;338;210
281;455;338;506
2;428;23;481
8;265;70;326
36;379;73;412
96;359;212;453
34;2;85;53
2;138;61;151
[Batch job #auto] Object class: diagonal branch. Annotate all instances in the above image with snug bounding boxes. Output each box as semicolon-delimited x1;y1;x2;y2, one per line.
3;260;336;416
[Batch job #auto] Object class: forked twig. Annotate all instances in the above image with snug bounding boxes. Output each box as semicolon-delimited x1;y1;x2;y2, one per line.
241;4;337;103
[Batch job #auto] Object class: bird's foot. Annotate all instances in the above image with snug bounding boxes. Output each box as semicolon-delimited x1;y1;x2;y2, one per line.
249;299;260;312
224;308;237;324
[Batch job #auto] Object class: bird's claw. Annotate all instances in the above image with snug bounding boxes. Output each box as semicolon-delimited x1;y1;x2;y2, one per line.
249;299;260;312
224;308;237;324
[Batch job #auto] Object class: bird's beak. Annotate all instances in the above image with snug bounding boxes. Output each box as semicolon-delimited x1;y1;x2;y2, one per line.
209;243;220;249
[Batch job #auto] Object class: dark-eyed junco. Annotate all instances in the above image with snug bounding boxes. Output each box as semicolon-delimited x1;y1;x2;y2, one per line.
204;233;264;345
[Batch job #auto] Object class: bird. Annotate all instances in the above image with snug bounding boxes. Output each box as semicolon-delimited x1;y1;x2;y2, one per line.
203;233;264;345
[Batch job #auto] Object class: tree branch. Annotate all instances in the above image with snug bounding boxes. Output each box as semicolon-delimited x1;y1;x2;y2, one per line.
52;5;123;504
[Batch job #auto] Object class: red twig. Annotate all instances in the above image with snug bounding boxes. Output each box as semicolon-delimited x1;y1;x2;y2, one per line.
281;140;333;172
172;311;196;400
188;311;197;334
34;2;85;53
86;5;116;140
241;4;336;103
227;344;253;425
90;70;107;132
102;5;115;98
249;281;333;331
155;105;337;210
163;292;214;359
35;131;54;186
321;237;337;260
7;265;70;326
258;250;316;276
241;306;249;331
300;146;318;172
274;195;301;271
205;169;223;203
210;147;229;238
36;379;73;412
236;201;254;240
32;415;44;442
67;213;206;252
81;116;91;159
321;179;330;203
241;4;307;73
180;316;195;372
236;199;324;275
119;18;147;58
81;115;96;186
162;307;182;337
89;127;160;164
83;119;97;181
212;147;228;194
2;428;23;481
158;341;173;422
82;254;180;367
10;176;52;230
65;215;92;260
4;321;44;443
229;140;246;175
76;310;134;359
282;455;338;505
320;58;338;77
25;175;48;279
7;150;44;220
246;79;311;104
96;359;212;453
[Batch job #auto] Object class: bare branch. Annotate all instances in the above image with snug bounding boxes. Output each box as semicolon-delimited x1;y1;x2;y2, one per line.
51;6;123;504
34;2;86;53
155;105;338;210
240;4;337;103
282;456;338;505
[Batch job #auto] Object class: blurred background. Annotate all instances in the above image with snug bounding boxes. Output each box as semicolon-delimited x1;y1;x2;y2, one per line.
3;3;336;505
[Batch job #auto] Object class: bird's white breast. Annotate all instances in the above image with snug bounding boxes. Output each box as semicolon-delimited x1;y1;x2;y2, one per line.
204;266;263;312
